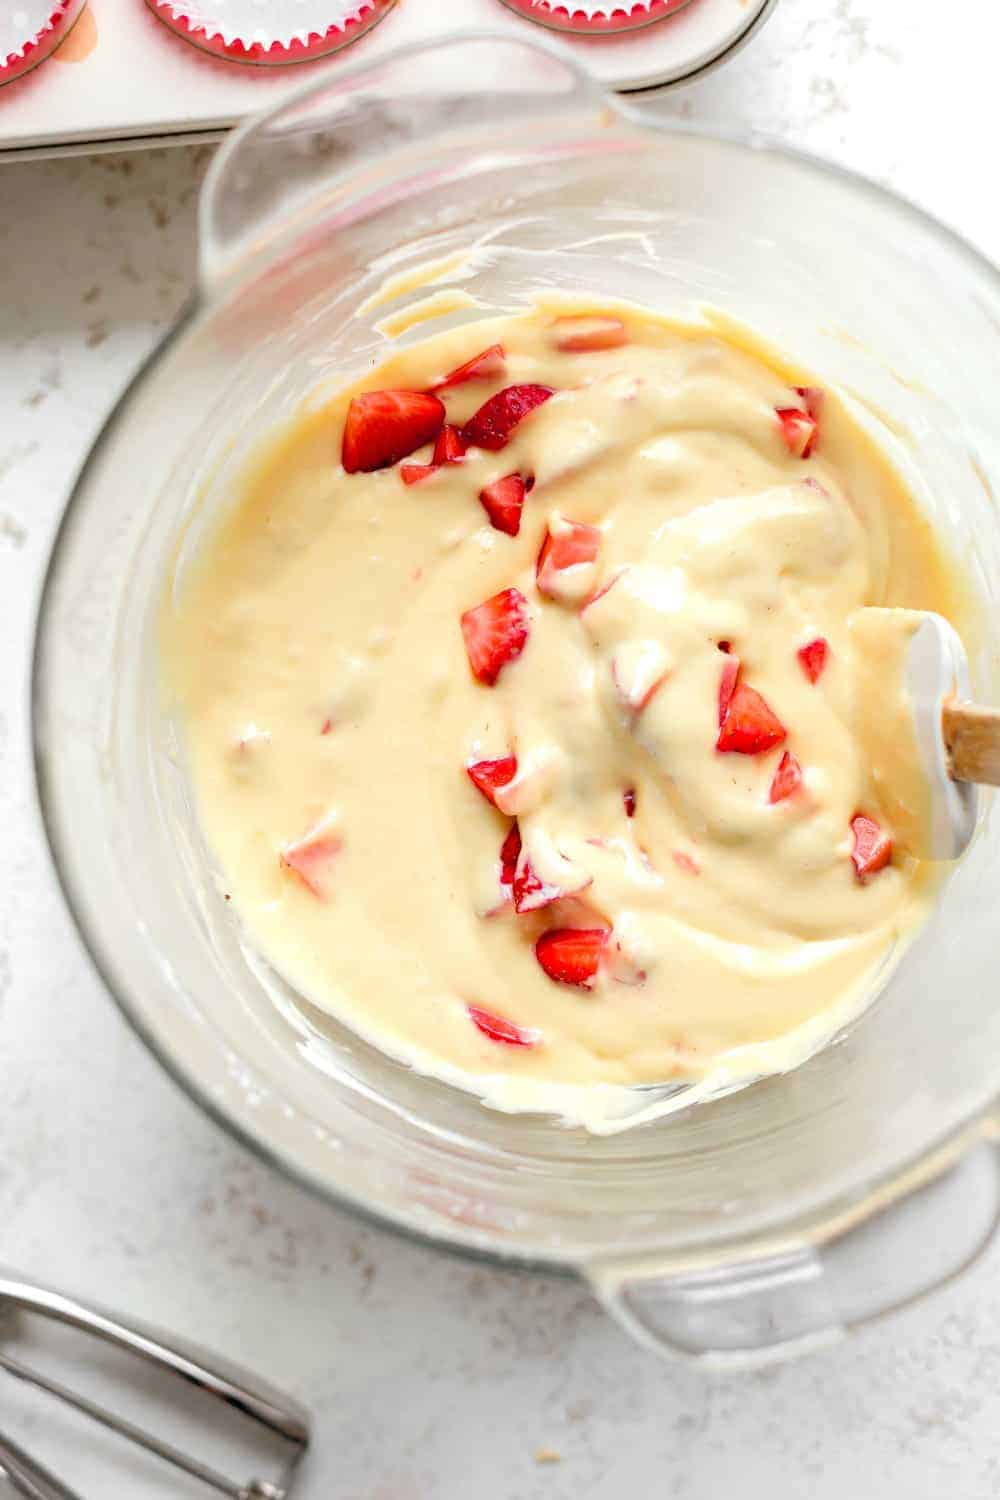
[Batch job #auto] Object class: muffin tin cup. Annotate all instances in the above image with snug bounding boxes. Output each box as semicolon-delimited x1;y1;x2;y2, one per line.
144;0;395;65
497;0;695;37
0;0;88;86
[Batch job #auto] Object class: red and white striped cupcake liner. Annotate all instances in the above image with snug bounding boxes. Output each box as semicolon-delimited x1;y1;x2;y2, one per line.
498;0;694;36
0;0;88;85
144;0;395;65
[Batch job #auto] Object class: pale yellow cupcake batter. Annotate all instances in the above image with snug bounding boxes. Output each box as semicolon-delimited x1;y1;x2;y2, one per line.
160;304;962;1125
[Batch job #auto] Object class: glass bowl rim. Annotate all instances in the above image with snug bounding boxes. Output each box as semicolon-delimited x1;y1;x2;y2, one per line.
31;106;1000;1272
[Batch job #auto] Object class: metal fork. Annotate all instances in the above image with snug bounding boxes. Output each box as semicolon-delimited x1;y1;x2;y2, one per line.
0;1272;310;1500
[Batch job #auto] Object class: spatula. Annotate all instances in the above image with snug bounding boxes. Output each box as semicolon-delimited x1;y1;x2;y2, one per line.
856;608;998;860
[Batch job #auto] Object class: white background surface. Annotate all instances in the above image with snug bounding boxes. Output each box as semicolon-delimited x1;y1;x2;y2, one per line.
3;2;1000;1495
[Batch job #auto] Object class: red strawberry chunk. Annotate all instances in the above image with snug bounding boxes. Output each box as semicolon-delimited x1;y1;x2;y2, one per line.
461;383;554;451
499;822;522;890
797;636;829;684
623;787;636;818
850;814;893;881
429;344;506;393
467;756;517;806
400;463;436;486
535;928;607;988
775;405;818;459
717;682;787;755
512;856;563;915
280;830;342;899
460;588;530;686
342;389;444;473
468;1004;538;1047
718;651;742;727
433;423;467;465
536;517;602;597
550;315;628;352
769;750;803;804
672;849;701;875
479;473;527;536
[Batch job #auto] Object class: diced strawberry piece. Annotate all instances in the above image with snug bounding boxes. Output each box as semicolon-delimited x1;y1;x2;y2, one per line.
796;385;824;420
467;756;518;806
479;473;527;536
536;516;602;598
718;652;741;727
280;830;342;899
461;384;554;451
717;682;787;755
400;463;436;486
769;750;803;804
429;344;506;393
672;850;700;875
850;814;893;881
499;822;521;890
511;834;591;913
460;588;530;686
342;389;444;473
468;1004;538;1047
550;315;628;352
535;928;607;988
623;787;636;818
512;857;562;915
775;405;818;459
433;424;467;465
797;636;829;684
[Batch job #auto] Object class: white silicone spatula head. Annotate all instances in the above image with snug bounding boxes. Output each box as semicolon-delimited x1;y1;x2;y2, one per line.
902;611;980;859
861;608;984;860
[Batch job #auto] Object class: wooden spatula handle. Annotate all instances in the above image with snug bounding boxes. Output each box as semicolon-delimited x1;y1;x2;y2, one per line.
943;700;1000;786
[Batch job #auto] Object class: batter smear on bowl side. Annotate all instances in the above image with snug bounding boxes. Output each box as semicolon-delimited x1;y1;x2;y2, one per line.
160;304;965;1127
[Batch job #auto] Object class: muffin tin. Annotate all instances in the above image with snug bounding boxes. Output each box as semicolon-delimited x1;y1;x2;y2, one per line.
0;0;777;159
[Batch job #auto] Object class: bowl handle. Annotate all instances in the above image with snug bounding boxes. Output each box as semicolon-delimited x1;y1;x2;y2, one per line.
197;31;607;294
585;1130;1000;1367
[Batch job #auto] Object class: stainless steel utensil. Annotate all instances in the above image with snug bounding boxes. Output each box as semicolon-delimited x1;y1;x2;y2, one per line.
0;1272;309;1500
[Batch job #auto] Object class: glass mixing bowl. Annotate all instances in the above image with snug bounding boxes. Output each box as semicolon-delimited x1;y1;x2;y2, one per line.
33;33;1000;1365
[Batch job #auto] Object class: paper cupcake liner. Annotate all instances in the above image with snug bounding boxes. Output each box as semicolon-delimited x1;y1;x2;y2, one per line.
0;0;88;85
145;0;395;65
496;0;696;35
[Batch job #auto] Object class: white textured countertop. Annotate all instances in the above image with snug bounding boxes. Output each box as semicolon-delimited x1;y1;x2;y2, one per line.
4;2;1000;1495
